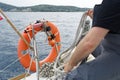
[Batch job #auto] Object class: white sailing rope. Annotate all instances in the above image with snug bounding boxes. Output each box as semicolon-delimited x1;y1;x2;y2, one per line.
24;25;36;79
51;12;92;79
33;12;92;80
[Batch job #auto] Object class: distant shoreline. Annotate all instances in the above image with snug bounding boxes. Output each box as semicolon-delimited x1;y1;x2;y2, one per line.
0;2;90;12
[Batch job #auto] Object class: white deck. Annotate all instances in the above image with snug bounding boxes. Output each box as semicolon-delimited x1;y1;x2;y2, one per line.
21;73;47;80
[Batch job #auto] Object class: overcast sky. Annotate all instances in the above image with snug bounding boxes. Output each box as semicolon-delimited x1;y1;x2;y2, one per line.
0;0;102;8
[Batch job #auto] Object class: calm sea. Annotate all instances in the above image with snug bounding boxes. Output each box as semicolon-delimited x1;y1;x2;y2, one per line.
0;12;84;80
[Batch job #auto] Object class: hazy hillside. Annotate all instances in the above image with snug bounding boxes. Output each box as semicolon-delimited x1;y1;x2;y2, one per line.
0;2;17;11
0;2;89;12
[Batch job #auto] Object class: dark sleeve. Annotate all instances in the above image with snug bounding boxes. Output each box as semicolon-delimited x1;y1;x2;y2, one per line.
92;0;120;33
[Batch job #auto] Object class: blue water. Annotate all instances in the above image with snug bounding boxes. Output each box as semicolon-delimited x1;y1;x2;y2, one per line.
0;12;83;80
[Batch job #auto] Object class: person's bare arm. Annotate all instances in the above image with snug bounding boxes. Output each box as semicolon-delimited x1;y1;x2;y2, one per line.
64;27;109;73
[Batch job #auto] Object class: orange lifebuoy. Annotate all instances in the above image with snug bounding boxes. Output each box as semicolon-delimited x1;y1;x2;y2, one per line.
17;21;61;72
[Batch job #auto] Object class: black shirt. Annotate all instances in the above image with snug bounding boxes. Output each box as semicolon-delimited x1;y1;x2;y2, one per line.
92;0;120;34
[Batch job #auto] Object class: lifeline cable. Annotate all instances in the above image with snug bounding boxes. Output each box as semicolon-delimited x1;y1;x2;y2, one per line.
0;53;29;73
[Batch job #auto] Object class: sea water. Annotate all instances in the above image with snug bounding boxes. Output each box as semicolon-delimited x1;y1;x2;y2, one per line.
0;12;83;80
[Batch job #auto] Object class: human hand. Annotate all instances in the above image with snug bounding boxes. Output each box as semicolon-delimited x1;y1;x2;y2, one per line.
86;9;93;19
64;63;74;73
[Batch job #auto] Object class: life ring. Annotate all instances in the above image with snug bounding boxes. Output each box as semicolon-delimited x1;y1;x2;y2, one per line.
17;21;61;72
